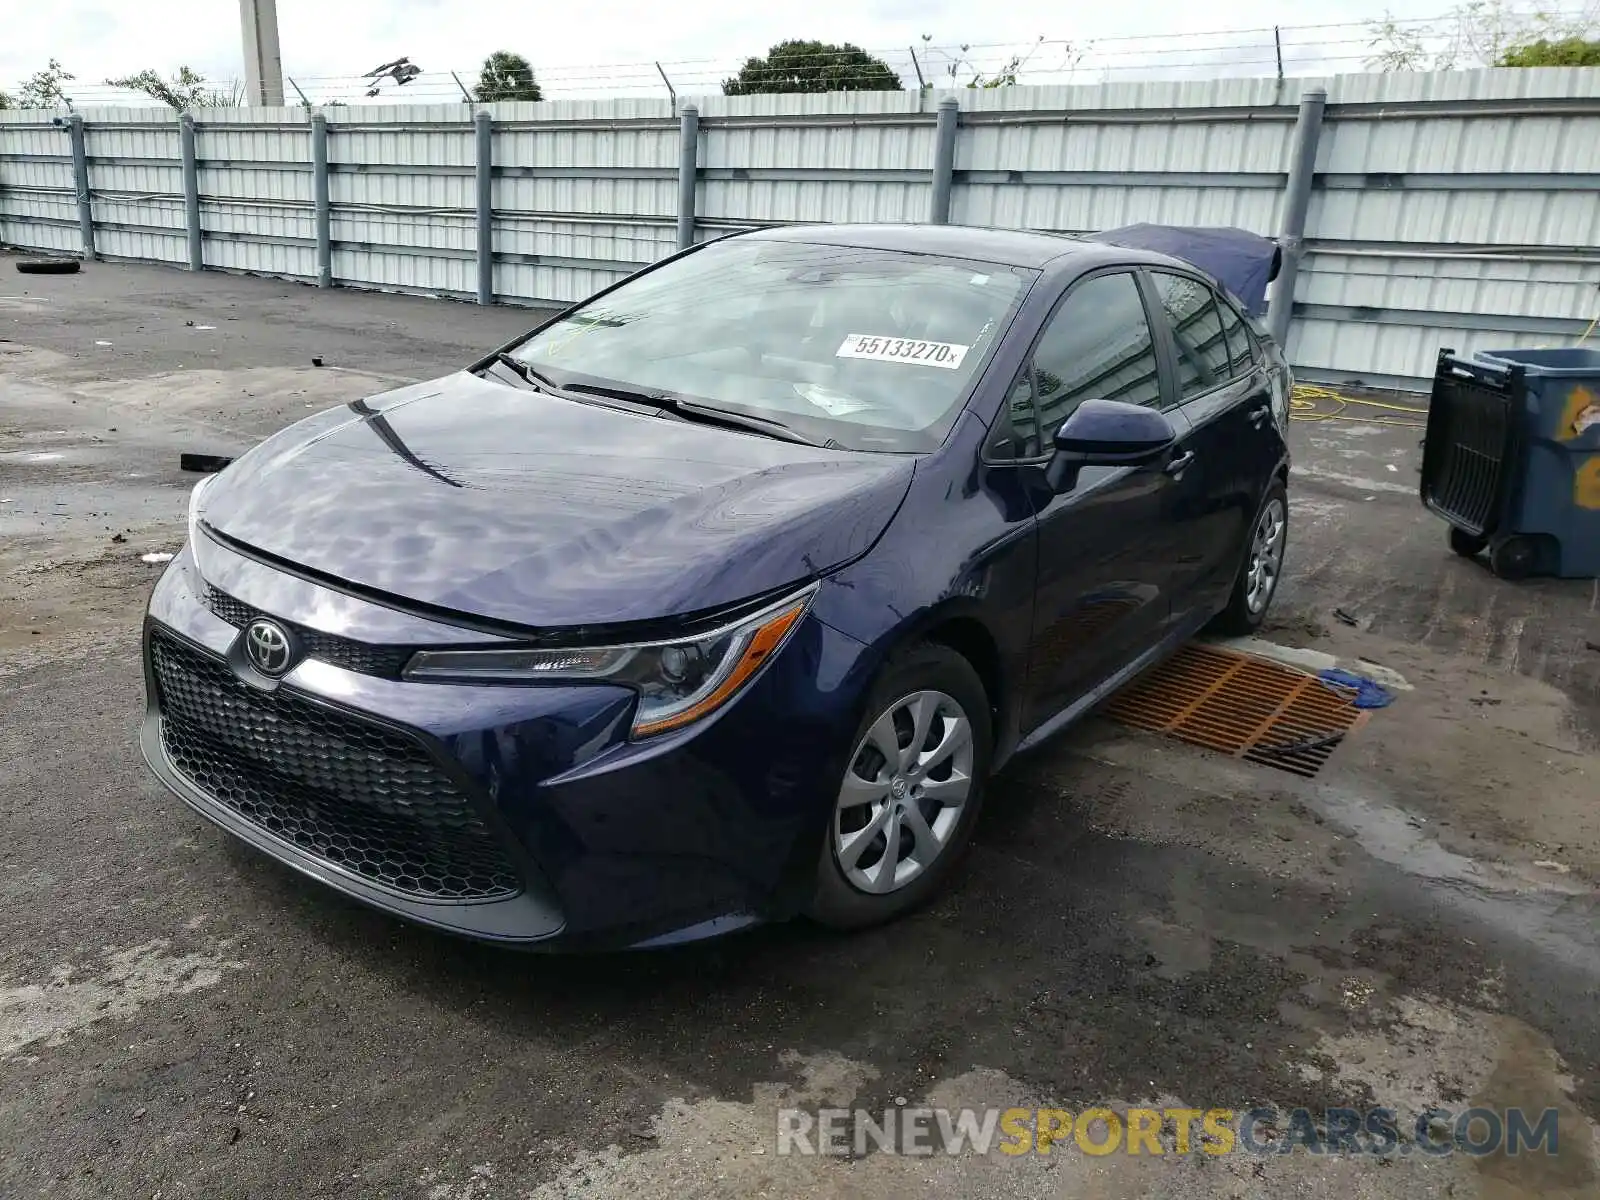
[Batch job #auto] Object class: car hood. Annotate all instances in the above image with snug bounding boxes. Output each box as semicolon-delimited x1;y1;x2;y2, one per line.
199;372;915;630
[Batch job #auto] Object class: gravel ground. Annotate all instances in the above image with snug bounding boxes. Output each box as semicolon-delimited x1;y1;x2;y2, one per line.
2;253;1597;1199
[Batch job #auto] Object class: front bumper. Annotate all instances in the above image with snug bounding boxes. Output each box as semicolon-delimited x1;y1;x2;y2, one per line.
140;536;874;949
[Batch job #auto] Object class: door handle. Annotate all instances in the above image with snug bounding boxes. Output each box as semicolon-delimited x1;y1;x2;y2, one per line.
1248;404;1272;426
1163;449;1196;476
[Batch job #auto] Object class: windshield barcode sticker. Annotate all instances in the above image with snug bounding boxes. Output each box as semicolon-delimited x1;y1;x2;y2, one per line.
836;334;969;370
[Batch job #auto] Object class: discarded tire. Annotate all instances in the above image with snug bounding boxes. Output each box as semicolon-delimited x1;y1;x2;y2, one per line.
15;258;81;275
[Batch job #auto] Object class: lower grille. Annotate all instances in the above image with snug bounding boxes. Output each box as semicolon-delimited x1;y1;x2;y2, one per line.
149;629;522;902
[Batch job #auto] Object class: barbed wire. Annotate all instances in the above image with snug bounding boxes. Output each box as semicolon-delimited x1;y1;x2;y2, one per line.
13;7;1597;106
28;48;1419;104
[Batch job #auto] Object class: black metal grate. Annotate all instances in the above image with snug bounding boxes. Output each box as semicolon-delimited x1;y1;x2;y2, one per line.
1421;364;1516;536
150;629;522;902
202;585;413;679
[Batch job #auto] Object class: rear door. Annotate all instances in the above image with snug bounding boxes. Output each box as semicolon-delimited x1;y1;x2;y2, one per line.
1145;270;1278;620
1011;269;1192;732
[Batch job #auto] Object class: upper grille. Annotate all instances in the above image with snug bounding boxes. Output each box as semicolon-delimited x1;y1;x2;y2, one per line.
150;629;522;902
202;585;413;678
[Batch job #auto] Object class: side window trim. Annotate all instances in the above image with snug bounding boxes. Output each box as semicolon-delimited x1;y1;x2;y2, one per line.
984;363;1043;463
1133;269;1182;412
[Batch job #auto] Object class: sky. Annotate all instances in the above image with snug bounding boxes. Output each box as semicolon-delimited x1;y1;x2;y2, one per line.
0;0;1551;105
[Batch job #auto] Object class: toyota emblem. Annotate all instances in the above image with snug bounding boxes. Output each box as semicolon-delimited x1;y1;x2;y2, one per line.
244;619;295;676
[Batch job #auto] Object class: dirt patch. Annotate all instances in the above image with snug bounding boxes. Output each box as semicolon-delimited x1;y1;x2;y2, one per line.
1299;994;1597;1200
2;938;245;1060
0;550;166;676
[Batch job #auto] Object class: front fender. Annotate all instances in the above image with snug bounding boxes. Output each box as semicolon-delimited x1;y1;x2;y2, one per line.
811;412;1038;762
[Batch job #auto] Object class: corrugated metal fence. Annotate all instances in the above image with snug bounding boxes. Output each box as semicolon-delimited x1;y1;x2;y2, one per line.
3;68;1598;389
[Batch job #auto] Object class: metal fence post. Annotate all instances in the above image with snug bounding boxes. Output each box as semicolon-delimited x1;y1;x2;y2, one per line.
676;104;699;251
179;113;202;271
929;98;959;225
475;110;494;304
311;112;332;288
67;114;97;261
1267;88;1327;348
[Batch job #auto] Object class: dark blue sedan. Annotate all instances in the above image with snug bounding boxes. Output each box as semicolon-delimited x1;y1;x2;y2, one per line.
140;224;1292;948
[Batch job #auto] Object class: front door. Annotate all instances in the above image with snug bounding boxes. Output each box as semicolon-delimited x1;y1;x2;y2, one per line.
1016;270;1190;732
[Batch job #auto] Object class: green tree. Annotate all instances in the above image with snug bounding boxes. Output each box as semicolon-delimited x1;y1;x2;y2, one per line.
474;51;542;102
1366;0;1599;70
18;58;74;108
0;92;12;109
105;66;241;109
1497;35;1600;63
722;40;902;94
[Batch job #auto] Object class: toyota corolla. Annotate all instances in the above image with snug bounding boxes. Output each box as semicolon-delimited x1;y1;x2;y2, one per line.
140;223;1292;948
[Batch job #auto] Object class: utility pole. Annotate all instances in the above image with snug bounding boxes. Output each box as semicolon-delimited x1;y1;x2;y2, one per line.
239;0;285;106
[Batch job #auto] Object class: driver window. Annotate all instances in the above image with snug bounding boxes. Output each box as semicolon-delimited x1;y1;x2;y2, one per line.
1030;272;1162;439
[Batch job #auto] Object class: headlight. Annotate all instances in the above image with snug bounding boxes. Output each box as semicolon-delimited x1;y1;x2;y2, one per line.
403;585;816;738
187;473;216;543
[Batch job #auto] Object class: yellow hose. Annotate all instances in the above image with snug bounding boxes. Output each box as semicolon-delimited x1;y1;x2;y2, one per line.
1293;294;1598;427
1290;382;1428;429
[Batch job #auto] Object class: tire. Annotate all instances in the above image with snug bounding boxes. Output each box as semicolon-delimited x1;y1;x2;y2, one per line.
15;258;81;275
1449;527;1488;558
1209;479;1289;636
807;642;992;930
1489;535;1537;581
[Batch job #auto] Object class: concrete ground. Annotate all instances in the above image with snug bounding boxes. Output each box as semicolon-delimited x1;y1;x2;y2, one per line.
2;254;1598;1200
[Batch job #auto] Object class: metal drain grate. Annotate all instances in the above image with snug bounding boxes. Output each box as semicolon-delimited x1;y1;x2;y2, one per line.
1105;644;1369;778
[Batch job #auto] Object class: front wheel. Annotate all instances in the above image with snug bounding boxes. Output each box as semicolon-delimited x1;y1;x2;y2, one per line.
807;643;992;930
1209;480;1289;636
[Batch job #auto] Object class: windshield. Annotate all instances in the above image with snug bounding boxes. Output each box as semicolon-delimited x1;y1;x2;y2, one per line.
508;237;1035;452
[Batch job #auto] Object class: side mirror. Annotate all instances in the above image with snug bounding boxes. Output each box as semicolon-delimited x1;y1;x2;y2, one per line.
1044;399;1177;493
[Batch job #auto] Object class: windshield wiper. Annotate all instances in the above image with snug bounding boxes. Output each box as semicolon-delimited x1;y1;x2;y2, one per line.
561;382;820;446
489;352;565;393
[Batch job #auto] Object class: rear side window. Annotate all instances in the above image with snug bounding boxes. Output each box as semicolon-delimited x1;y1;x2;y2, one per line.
1213;292;1256;378
1029;272;1162;439
1151;271;1231;399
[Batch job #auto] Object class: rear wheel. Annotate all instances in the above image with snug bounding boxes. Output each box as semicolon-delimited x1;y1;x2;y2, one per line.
1449;527;1488;558
1210;480;1288;636
807;643;991;929
1489;535;1537;581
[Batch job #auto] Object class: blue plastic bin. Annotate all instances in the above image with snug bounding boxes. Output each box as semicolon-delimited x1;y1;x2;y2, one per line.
1420;346;1600;579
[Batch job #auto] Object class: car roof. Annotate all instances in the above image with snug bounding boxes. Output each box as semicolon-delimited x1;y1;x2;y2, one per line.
741;222;1184;273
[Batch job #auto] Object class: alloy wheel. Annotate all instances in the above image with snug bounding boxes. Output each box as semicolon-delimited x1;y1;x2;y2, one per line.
1245;497;1286;614
834;689;974;895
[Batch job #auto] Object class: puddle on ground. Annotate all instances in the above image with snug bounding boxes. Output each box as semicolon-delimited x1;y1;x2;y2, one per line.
1309;785;1499;889
1306;781;1600;977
